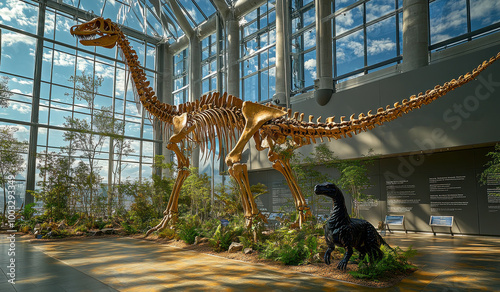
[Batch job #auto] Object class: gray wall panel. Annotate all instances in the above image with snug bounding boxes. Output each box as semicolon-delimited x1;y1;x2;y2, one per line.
249;146;500;235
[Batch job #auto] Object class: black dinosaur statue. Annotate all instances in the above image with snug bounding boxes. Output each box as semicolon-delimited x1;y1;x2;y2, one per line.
314;182;392;270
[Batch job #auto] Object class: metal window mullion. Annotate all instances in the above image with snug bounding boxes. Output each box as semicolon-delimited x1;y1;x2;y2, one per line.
395;0;401;59
333;0;337;78
299;6;305;89
427;0;432;48
25;0;46;205
466;0;471;41
290;22;315;38
108;45;118;194
429;22;500;51
216;15;223;92
323;0;369;24
333;56;402;81
239;43;275;63
240;25;244;99
363;2;367;73
332;8;402;41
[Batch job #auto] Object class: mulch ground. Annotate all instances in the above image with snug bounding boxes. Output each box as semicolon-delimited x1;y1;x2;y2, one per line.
18;231;415;288
136;234;416;288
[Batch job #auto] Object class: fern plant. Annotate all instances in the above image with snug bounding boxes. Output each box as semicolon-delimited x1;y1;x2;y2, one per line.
349;246;417;280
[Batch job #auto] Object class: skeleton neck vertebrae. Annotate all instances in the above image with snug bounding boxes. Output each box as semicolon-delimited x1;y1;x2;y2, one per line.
116;32;175;122
71;17;500;234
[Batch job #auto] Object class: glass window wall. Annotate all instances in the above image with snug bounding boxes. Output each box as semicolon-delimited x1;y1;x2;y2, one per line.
0;0;161;209
429;0;500;51
240;2;276;103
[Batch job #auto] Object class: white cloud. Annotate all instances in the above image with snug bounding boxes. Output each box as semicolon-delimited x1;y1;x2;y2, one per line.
366;1;393;21
130;140;141;150
304;29;316;49
0;124;29;141
1;32;36;47
430;2;467;43
0;0;37;28
186;8;198;22
368;38;395;55
143;141;153;153
43;51;75;67
44;12;55;33
11;102;31;114
10;88;32;96
336;49;346;62
77;58;92;72
304;58;317;80
95;63;115;79
56;17;74;33
470;0;500;27
303;9;315;26
335;6;363;34
126;103;139;115
347;40;364;57
11;78;33;86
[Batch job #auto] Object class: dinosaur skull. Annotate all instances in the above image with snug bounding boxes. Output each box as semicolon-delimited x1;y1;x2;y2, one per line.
70;17;119;48
314;182;339;199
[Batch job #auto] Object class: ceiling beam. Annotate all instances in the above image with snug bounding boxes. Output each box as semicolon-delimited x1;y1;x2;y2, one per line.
234;0;267;19
212;0;230;19
167;0;194;38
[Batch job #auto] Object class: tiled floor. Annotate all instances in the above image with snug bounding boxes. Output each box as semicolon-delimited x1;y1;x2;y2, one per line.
1;232;499;291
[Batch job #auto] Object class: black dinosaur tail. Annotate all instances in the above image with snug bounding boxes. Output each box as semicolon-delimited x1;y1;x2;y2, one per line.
378;233;395;252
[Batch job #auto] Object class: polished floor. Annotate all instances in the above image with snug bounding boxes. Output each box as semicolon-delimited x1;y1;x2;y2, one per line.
1;232;499;291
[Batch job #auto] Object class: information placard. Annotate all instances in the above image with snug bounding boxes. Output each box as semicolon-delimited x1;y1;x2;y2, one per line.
385;215;404;225
429;215;453;227
429;215;454;236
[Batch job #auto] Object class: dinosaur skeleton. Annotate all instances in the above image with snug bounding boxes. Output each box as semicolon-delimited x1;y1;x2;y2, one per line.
71;17;500;233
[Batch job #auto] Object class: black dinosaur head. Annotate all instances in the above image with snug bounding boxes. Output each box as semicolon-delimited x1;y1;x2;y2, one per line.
314;182;342;200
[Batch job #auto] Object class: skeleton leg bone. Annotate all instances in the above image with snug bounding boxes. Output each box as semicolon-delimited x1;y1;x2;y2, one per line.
228;163;265;228
268;147;311;229
145;143;190;237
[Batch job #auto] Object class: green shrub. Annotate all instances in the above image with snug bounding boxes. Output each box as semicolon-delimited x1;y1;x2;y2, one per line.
178;224;198;244
21;203;37;220
260;227;318;265
349;246;417;280
20;225;31;233
177;215;200;244
75;225;88;233
209;224;239;252
199;217;221;238
93;218;107;230
238;234;255;249
65;213;81;226
158;228;177;240
121;221;137;234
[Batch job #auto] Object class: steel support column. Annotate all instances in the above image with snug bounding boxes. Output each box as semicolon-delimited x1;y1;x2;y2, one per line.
315;0;334;106
189;35;201;169
25;0;46;205
273;0;290;107
402;0;429;72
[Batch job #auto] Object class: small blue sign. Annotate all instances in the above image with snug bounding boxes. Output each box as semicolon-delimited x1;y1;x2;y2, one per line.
220;219;229;227
386;215;404;225
430;216;453;227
